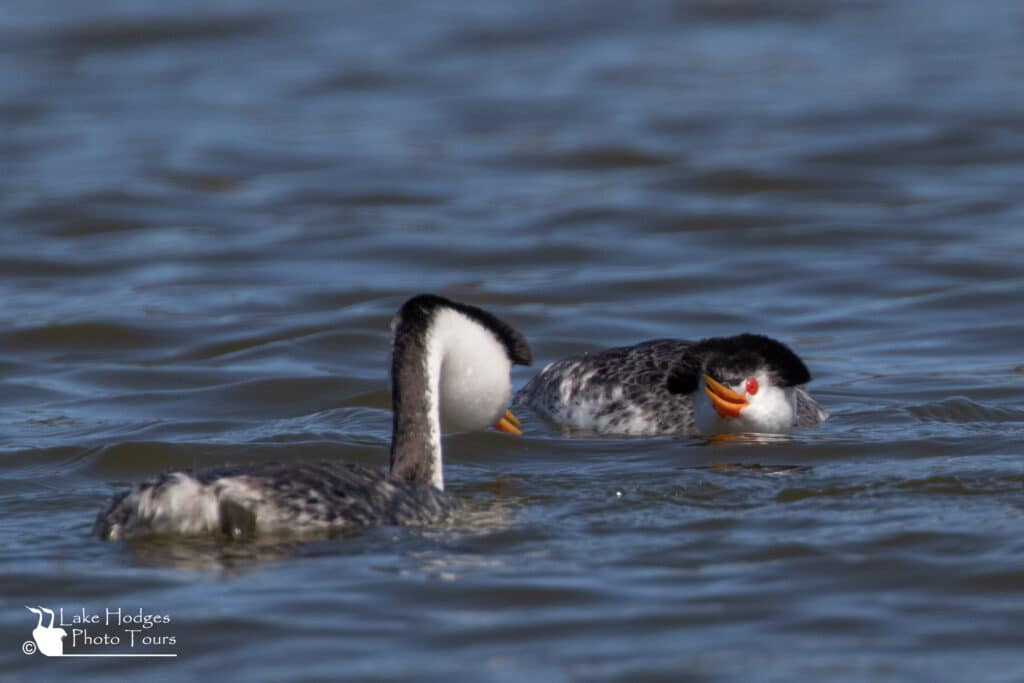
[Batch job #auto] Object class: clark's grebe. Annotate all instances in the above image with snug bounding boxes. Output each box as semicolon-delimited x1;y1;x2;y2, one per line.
95;294;532;540
515;334;825;436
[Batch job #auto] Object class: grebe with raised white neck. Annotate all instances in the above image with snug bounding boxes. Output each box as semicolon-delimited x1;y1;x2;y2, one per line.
95;294;532;540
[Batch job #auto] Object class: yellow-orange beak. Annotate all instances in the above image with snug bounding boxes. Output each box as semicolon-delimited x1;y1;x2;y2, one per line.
493;408;523;436
703;374;748;419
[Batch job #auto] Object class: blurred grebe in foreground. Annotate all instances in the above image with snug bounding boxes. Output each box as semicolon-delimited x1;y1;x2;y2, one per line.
95;294;532;540
515;334;826;436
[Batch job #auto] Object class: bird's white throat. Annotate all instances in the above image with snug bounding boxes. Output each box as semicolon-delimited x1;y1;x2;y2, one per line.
694;374;798;435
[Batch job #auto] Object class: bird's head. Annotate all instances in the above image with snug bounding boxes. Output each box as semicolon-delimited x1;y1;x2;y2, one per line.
667;334;811;434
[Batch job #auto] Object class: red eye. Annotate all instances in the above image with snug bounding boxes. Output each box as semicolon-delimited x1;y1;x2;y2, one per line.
745;378;759;395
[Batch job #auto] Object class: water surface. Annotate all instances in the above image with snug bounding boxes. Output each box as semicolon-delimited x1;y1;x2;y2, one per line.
2;1;1024;681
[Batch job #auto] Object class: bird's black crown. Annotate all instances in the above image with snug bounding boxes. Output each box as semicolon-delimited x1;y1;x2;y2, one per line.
397;294;532;365
666;333;811;395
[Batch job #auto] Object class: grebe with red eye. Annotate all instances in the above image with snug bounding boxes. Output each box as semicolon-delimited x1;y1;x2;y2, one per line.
515;334;827;436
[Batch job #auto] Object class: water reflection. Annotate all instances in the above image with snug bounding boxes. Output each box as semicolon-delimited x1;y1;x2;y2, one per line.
707;432;798;446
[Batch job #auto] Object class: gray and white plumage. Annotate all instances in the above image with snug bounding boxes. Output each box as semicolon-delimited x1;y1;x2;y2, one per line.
515;335;827;436
95;294;532;541
95;463;457;540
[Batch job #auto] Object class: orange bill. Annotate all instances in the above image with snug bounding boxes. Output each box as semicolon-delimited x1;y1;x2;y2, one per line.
493;408;523;435
703;374;748;418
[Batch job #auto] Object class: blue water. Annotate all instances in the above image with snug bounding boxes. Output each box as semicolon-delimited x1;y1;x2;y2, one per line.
2;1;1024;680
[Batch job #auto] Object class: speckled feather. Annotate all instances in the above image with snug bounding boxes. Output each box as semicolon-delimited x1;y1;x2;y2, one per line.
94;461;458;541
515;338;826;435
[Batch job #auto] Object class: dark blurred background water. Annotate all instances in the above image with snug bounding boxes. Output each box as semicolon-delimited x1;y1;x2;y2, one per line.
2;1;1023;681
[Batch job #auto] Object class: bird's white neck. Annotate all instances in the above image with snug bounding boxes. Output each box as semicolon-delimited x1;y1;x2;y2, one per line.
389;306;512;490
